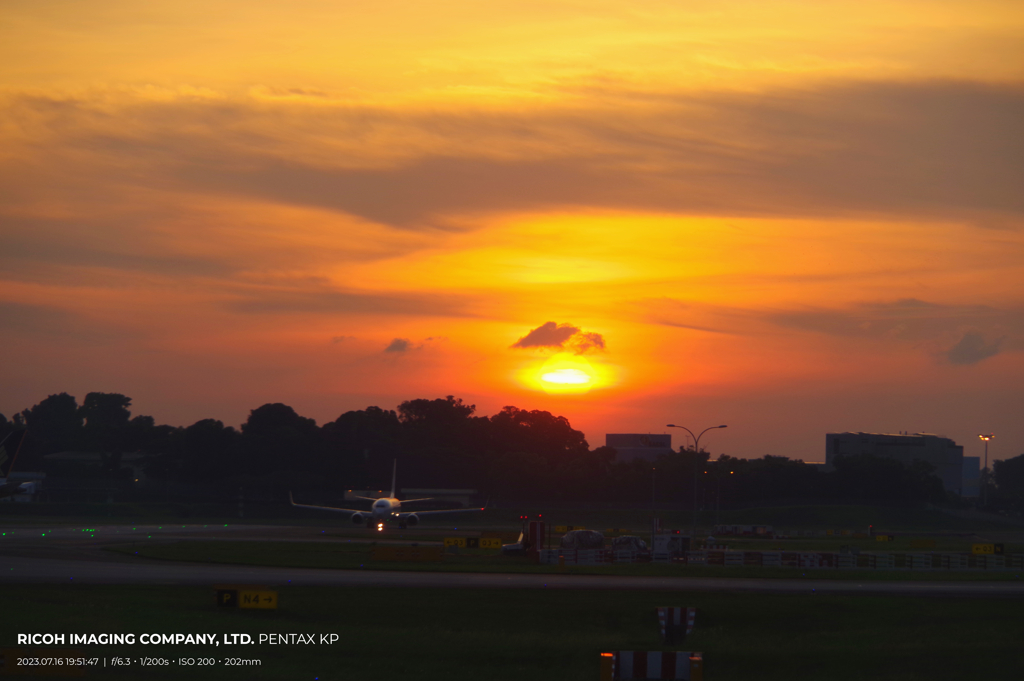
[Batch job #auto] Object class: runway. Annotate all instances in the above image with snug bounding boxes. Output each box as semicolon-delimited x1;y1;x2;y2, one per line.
3;555;1024;596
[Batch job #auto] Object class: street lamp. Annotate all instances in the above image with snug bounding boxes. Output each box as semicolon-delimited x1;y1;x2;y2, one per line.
704;467;734;526
667;424;727;541
978;433;994;505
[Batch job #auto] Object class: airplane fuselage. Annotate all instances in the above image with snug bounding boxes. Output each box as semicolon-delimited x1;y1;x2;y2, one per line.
371;497;402;519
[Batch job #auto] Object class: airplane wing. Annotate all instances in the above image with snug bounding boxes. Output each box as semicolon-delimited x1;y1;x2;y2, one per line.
288;492;367;516
399;506;486;517
398;497;434;504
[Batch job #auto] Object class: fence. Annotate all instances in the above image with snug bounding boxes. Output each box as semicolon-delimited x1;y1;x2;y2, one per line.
685;550;1024;571
539;547;1024;570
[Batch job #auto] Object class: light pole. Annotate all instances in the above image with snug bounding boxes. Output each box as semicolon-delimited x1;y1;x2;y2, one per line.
978;433;994;505
705;467;734;526
667;424;727;541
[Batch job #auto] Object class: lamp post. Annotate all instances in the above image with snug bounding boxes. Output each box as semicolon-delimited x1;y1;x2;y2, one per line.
667;424;727;541
705;467;734;526
978;433;994;505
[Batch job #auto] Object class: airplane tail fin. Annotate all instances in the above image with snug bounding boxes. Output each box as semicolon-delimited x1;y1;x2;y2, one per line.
0;430;27;479
389;459;397;499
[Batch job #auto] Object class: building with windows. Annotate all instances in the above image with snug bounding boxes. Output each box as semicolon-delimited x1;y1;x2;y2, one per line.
824;432;965;493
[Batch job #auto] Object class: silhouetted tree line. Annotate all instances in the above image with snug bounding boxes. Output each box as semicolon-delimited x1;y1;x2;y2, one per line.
0;392;970;507
990;454;1024;514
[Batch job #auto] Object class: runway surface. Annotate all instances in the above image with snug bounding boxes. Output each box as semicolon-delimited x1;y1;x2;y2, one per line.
3;555;1024;596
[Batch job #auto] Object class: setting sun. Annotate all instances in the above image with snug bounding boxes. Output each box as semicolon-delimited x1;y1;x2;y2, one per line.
518;353;609;395
542;369;591;385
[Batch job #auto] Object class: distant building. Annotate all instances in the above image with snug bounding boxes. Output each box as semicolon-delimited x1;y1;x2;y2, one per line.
824;432;964;494
961;456;980;498
605;434;674;463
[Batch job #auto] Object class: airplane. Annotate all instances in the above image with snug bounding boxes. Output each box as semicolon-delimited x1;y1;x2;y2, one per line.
290;460;485;531
0;430;33;499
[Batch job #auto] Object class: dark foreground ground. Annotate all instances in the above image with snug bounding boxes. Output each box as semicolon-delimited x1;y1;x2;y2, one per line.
2;584;1023;681
3;506;1023;680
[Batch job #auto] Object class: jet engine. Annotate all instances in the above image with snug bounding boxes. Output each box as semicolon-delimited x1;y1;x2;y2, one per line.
404;514;420;527
350;513;365;525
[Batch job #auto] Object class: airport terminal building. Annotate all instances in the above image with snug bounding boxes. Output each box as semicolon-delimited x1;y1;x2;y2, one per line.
824;432;965;494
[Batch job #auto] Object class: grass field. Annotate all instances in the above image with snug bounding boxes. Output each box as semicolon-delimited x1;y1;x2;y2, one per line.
105;540;1024;582
1;584;1021;680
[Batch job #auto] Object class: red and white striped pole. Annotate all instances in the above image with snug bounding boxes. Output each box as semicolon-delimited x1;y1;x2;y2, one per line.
604;651;703;680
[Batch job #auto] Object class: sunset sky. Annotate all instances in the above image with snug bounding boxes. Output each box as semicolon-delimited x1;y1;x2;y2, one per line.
2;0;1022;463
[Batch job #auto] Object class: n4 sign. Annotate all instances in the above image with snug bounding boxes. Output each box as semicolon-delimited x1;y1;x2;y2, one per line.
216;588;278;609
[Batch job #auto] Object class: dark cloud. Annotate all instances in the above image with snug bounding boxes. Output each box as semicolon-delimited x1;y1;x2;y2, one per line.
511;321;606;354
384;338;411;353
0;301;127;344
0;215;234;285
769;299;1024;363
572;331;606;353
769;299;1018;342
947;333;1002;365
511;322;580;349
649;296;1024;363
5;79;1022;232
0;301;75;334
225;289;474;317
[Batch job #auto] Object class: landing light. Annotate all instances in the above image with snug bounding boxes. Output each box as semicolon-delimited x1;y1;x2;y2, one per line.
377;523;384;532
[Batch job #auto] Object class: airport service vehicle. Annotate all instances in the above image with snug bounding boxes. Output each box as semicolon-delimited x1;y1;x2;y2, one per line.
289;460;484;531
